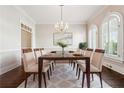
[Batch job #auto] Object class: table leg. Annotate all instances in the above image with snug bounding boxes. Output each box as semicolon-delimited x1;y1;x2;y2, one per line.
38;58;43;88
86;58;90;88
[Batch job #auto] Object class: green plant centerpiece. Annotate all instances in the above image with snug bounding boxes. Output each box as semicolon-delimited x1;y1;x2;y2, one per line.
79;42;88;50
57;41;68;55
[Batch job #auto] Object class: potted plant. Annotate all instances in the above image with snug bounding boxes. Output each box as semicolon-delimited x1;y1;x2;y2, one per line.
79;42;88;50
57;41;68;55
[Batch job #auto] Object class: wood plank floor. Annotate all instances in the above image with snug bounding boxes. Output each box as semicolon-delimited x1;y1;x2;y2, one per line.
0;65;124;88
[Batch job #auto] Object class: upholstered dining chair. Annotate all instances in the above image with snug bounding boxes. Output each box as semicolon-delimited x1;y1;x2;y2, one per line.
76;48;94;78
78;49;105;88
40;48;55;72
33;48;52;78
22;48;50;88
71;49;85;69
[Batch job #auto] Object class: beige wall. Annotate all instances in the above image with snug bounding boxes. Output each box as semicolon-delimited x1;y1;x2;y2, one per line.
0;6;35;75
35;24;87;51
87;5;124;74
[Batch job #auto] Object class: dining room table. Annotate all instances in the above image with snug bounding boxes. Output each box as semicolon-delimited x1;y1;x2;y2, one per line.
38;51;90;88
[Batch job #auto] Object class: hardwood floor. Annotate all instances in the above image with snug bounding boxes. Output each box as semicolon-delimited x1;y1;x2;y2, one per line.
0;66;26;88
0;65;124;88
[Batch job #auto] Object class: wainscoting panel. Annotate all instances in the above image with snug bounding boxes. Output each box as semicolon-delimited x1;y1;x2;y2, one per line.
103;58;124;75
0;49;21;75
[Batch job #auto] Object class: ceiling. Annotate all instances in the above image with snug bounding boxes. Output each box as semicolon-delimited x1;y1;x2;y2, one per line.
19;5;105;24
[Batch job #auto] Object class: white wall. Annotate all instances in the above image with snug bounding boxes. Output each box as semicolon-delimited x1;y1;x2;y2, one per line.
35;24;86;51
0;6;35;75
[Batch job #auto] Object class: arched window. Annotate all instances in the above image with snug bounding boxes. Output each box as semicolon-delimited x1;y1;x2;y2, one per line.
101;12;123;60
89;25;98;49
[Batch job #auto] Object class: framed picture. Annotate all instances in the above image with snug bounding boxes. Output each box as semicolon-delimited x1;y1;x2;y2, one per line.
53;32;73;45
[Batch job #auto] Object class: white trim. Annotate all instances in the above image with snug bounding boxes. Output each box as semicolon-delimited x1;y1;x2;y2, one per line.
0;49;20;53
88;24;98;48
0;62;21;75
104;54;124;62
100;11;124;61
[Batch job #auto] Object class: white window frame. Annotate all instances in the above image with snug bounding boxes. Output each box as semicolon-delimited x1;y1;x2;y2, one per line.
88;25;98;49
100;12;124;61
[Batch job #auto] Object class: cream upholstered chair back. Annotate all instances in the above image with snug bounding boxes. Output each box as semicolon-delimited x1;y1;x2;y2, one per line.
34;48;41;63
91;49;105;71
41;49;49;55
22;48;36;72
84;48;93;58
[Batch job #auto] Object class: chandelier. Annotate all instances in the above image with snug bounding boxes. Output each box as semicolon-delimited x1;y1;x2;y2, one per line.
55;5;68;32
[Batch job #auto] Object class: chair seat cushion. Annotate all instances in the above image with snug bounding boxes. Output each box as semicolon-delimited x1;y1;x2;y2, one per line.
78;63;101;72
77;60;85;65
26;63;49;73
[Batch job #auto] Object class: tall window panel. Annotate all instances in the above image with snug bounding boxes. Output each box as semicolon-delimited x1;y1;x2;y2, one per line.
89;25;98;49
101;12;123;61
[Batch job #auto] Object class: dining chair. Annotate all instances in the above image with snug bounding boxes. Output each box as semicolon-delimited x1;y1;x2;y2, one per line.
78;49;105;88
40;48;55;73
71;49;84;69
76;48;94;79
22;48;50;88
33;48;52;78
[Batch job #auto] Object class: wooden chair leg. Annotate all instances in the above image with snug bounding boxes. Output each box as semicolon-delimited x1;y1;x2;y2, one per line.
33;73;35;81
73;61;75;70
47;70;50;80
52;62;54;71
82;72;85;88
69;60;71;66
25;73;28;88
50;65;52;76
91;74;94;81
69;60;70;65
78;68;81;80
70;61;72;67
76;64;79;76
54;60;56;66
99;72;103;88
43;73;47;88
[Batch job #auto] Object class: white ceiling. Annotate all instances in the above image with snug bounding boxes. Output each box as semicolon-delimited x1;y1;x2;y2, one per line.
19;5;105;24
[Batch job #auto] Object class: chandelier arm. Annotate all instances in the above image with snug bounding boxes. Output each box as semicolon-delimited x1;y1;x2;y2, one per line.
55;5;68;32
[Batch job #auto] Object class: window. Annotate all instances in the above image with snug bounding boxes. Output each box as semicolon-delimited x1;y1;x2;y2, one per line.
21;23;32;48
101;12;123;60
89;25;98;49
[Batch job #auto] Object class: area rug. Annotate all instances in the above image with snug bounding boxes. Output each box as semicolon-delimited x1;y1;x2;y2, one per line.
18;63;111;88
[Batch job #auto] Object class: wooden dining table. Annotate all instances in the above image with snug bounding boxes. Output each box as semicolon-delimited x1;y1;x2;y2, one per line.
38;52;90;88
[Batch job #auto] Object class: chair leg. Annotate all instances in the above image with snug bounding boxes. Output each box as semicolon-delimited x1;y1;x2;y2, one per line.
47;70;50;80
43;73;47;88
49;65;52;76
70;61;72;67
78;68;81;80
76;64;79;76
99;72;103;88
24;73;28;88
91;74;94;81
52;62;54;71
73;62;75;70
54;60;56;66
69;60;70;65
33;73;35;81
82;72;85;88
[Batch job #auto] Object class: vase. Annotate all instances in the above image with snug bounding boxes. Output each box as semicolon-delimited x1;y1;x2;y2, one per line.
62;47;64;56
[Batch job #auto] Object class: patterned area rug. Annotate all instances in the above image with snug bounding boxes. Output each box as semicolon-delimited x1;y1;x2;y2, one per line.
18;63;111;88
